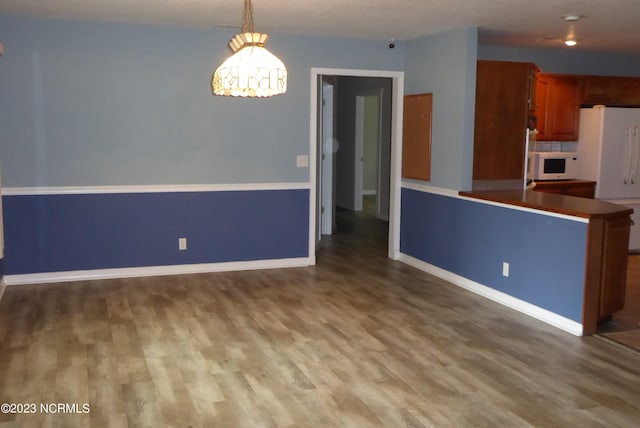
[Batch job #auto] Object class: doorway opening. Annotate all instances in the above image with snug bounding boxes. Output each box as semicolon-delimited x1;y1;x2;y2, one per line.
308;68;404;264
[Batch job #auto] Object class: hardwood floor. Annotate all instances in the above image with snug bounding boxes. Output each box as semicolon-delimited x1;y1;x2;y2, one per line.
599;255;640;351
1;211;640;427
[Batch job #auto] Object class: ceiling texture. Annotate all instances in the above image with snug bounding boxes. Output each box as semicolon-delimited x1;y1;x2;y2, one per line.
1;0;640;54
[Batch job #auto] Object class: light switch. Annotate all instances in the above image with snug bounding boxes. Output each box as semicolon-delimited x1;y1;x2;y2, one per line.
297;155;309;168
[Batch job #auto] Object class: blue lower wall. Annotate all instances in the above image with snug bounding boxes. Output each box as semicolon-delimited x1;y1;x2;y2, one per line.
2;189;309;275
400;188;588;322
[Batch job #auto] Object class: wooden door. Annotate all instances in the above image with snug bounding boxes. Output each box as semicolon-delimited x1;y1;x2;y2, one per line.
473;61;535;180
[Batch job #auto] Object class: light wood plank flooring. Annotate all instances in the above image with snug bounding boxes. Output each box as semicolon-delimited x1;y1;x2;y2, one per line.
1;212;640;427
600;255;640;351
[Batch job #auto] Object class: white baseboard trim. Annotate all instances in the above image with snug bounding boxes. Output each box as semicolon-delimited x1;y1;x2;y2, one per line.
3;257;312;286
398;253;584;336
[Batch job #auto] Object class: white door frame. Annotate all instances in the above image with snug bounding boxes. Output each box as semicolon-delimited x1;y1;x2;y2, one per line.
354;95;365;212
354;89;384;213
354;87;387;221
320;80;335;234
374;89;388;221
309;67;404;264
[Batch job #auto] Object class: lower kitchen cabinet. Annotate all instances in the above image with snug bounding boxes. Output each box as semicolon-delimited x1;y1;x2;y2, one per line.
532;180;596;199
600;216;631;318
581;213;632;334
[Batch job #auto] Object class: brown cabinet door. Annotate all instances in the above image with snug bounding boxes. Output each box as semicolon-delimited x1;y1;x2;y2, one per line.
599;216;631;318
473;61;536;180
532;181;596;198
535;75;581;141
534;75;550;140
582;76;640;106
565;183;595;199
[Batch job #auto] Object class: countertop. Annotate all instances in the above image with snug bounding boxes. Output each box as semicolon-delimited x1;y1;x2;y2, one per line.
459;189;634;219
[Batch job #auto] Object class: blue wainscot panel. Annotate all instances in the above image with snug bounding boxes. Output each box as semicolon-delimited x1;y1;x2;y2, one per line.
400;188;588;322
3;189;309;274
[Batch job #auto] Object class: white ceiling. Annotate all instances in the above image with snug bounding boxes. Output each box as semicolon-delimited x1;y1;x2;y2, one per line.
1;0;640;54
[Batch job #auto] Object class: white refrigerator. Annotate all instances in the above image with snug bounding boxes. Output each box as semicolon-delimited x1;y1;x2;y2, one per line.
577;106;640;251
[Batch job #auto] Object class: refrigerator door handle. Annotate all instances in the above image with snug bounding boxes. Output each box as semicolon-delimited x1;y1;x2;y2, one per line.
624;125;636;184
624;126;633;184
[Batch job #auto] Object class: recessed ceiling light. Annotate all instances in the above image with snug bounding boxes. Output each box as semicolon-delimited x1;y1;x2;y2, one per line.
562;15;584;22
564;39;578;47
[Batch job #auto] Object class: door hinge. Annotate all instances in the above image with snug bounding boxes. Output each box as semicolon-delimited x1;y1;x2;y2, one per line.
321;206;325;214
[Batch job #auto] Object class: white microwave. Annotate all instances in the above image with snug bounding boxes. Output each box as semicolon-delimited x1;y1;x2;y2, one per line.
527;152;578;181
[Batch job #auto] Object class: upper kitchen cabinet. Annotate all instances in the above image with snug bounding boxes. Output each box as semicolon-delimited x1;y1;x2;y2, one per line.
473;60;538;180
535;74;582;141
582;76;640;106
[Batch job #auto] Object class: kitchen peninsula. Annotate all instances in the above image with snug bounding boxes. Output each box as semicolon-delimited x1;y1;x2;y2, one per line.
460;189;633;334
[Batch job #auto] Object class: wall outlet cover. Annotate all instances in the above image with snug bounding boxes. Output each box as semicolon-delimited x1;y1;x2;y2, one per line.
296;155;309;168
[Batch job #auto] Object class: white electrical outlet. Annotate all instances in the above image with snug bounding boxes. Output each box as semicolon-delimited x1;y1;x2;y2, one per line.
502;262;510;277
178;237;187;250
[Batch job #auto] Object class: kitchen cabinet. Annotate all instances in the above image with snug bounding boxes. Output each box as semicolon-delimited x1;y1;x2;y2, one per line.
532;180;596;199
473;61;538;180
589;215;631;321
535;74;581;141
582;76;640;106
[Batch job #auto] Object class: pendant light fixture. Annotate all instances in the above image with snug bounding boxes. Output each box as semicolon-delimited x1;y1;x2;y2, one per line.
212;0;287;97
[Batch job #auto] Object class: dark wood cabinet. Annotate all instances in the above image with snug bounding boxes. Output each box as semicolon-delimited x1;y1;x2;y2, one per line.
598;216;631;319
582;75;640;106
583;213;632;333
532;180;596;199
535;74;581;141
473;61;538;180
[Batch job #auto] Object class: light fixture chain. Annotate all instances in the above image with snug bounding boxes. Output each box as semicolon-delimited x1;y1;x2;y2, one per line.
242;0;255;33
